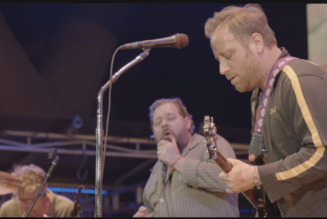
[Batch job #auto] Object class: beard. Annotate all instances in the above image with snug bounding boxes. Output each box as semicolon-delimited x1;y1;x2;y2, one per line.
160;127;190;151
174;128;191;151
234;49;260;93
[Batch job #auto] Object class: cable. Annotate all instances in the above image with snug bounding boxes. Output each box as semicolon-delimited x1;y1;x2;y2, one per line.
159;165;171;217
101;46;122;180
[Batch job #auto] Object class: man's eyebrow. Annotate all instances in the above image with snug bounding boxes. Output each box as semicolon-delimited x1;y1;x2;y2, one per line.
154;113;174;119
215;48;232;61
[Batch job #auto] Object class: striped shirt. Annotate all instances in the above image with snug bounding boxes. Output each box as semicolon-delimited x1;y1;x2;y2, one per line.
143;133;239;217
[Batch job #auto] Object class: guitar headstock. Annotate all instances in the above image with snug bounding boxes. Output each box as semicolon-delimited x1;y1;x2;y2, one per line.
203;115;218;159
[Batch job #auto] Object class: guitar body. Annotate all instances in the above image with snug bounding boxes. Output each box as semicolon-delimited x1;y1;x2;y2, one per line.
203;116;280;217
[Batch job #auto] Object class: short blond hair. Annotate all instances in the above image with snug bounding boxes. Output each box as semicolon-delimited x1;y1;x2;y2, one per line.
149;98;195;134
204;4;277;48
11;164;46;195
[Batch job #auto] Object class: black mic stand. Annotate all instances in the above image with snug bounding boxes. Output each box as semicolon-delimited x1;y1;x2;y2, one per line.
71;185;82;217
24;148;60;217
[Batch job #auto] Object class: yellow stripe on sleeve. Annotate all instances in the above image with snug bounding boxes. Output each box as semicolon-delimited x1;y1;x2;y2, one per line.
275;65;324;181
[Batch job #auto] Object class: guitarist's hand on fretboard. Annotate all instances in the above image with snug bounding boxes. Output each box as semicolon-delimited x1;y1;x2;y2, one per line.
218;158;259;193
203;115;279;217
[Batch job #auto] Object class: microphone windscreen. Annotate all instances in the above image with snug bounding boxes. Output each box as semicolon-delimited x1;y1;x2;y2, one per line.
175;33;189;49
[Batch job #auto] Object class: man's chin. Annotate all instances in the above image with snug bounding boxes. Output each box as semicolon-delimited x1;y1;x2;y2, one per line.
235;86;247;93
235;84;256;93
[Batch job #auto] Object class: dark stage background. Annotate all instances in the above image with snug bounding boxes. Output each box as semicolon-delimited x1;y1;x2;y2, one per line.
0;3;307;217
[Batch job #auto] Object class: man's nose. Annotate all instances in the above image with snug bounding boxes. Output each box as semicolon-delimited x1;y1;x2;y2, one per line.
219;61;230;75
161;119;168;128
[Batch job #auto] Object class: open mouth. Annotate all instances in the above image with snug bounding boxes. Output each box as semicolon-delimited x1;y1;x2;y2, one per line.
162;131;173;141
164;131;171;136
162;130;173;139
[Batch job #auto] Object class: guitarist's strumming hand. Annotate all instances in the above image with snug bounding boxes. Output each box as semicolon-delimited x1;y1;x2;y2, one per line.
218;158;262;193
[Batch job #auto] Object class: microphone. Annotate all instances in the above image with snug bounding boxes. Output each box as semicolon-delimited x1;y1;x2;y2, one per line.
71;185;82;217
120;33;189;50
161;136;172;185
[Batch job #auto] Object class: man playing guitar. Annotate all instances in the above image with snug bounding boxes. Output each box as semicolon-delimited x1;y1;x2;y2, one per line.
204;3;327;217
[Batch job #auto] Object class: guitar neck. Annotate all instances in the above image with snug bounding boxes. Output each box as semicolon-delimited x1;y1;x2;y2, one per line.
203;115;279;216
211;151;233;173
211;151;263;211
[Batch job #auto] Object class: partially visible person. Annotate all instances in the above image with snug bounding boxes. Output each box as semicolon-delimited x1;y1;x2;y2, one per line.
0;164;78;217
204;3;327;217
133;97;239;217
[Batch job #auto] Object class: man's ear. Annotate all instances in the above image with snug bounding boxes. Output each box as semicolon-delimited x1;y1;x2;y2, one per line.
250;33;264;54
184;117;191;130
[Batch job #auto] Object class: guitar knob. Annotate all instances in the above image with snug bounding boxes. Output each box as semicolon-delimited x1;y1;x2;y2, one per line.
248;154;256;162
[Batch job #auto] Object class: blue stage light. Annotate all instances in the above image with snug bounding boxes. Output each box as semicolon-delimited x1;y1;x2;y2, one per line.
47;187;108;195
239;208;251;213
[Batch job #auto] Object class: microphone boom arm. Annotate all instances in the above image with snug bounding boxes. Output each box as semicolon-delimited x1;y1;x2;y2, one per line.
94;49;151;217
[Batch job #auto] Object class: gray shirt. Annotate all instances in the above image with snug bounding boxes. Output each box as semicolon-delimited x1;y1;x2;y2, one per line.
143;133;239;217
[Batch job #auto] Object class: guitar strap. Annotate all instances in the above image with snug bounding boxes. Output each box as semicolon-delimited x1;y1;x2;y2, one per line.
248;56;299;163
